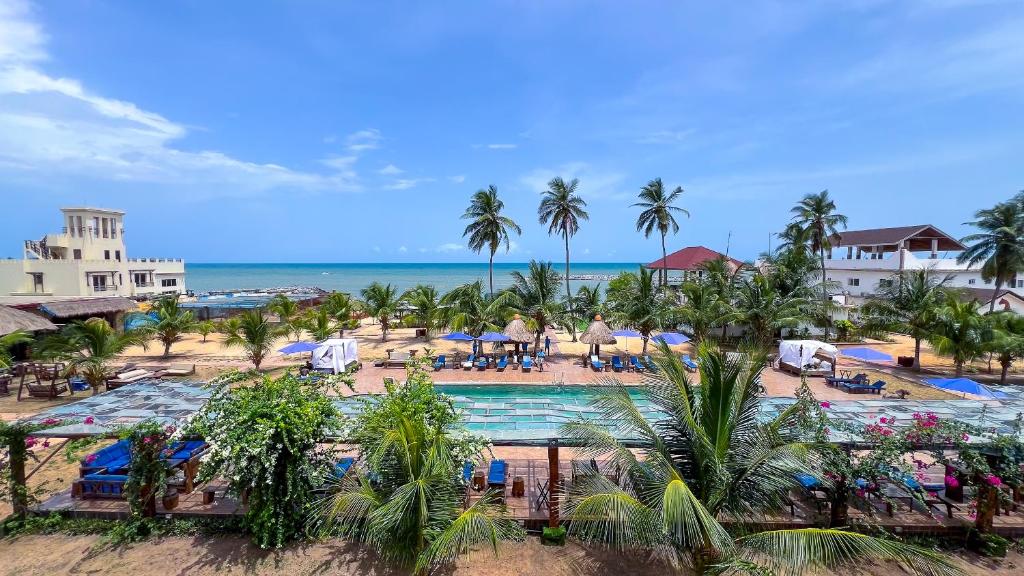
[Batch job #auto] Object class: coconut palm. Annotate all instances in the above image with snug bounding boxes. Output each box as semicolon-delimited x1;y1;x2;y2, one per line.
605;266;671;354
501;260;565;350
194;320;217;343
559;343;959;576
440;281;503;336
322;292;359;337
958;200;1024;313
676;281;736;346
222;308;280;370
361;282;400;342
462;185;522;298
315;365;523;574
538;177;588;341
634;178;689;287
699;256;745;341
147;296;197;356
775;222;813;257
35;318;149;394
268;294;304;342
0;330;32;369
985;312;1024;384
790;190;847;338
402;284;446;339
929;299;992;377
572;284;604;328
303;307;342;342
734;273;809;347
861;270;953;371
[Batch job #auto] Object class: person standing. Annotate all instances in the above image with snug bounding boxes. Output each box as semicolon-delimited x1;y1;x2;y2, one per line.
544;335;551;355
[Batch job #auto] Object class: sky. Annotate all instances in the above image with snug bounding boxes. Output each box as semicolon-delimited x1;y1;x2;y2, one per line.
0;0;1022;264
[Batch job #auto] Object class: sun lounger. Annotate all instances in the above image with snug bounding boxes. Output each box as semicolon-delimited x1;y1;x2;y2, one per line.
334;457;355;480
433;355;446;371
385;351;411;368
18;363;72;400
487;459;508;491
611;356;624;372
463;461;475;484
496;355;508;371
644;355;659;373
681;355;698;372
590;355;604;371
522;357;533;372
629;356;645;372
826;373;867;387
792;472;830;514
476;356;489;370
842;380;886;394
162;363;195;376
462;354;475;370
161;439;209;493
80;439;132;476
105;368;155;390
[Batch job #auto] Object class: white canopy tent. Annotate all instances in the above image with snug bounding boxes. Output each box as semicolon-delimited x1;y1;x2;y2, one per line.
778;340;839;377
312;338;359;374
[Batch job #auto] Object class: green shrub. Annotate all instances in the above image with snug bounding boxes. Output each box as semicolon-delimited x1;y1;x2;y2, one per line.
541;526;566;546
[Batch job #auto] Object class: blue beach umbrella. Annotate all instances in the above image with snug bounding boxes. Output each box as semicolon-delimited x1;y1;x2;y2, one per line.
612;329;642;353
477;332;509;342
278;341;319;354
841;347;893;362
440;332;475;342
652;332;690;346
924;378;1009;399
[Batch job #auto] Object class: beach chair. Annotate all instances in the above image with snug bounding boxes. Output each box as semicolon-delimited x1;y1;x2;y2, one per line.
681;355;698;372
0;372;11;396
629;356;645;372
80;440;132;476
891;469;960;517
611;356;624;372
463;461;475;484
433;355;446;371
522;357;533;372
496;355;508;371
105;368;155;390
462;354;475;370
792;472;830;514
19;363;72;400
476;356;489;370
333;457;355;480
162;439;209;493
487;459;508;493
590;355;604;371
644;355;659;373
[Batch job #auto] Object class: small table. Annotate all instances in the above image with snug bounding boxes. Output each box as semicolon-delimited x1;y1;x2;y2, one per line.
472;471;486;492
534;479;549;511
512;476;525;498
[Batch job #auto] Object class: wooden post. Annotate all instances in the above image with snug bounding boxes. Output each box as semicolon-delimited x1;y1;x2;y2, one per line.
9;448;27;517
548;438;560;528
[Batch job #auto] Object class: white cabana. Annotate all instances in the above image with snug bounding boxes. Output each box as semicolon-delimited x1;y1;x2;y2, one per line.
777;340;839;377
312;338;359;374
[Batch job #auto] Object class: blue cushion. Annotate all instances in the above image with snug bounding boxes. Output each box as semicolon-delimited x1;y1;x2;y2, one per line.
83;473;129;482
86;440;131;466
334;457;355;479
522;358;533;368
463;461;474;482
487;460;507;485
794;472;820;489
165;440;206;460
102;457;130;472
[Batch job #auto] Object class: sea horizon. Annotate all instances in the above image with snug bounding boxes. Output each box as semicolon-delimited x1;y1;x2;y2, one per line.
185;262;643;294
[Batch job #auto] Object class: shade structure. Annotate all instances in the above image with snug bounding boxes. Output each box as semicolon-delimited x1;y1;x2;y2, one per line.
841;347;893;362
0;305;57;336
580;315;616;345
278;341;320;354
652;332;690;346
611;329;642;338
477;331;510;343
440;332;475;341
502;314;532;343
924;378;1008;399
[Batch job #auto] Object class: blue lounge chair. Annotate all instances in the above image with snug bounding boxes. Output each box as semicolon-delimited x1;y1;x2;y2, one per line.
794;472;821;490
80;439;132;476
334;457;355;480
463;461;475;484
843;380;886;395
629;356;645;372
644;355;659;373
462;354;475;370
611;356;624;372
476;356;489;370
681;355;698;372
433;355;446;371
496;355;508;371
522;357;533;372
590;355;604;371
487;459;508;490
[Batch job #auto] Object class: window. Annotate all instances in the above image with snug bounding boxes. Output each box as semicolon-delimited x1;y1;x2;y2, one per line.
161;278;178;287
101;218;109;238
30;273;44;293
111;220;117;239
115;250;121;262
847;278;860;287
73;249;81;260
134;273;150;286
968;278;976;285
91;275;107;291
104;250;110;260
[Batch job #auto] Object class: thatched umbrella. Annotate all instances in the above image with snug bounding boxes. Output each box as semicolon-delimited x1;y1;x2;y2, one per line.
503;314;533;359
579;314;616;356
0;305;57;336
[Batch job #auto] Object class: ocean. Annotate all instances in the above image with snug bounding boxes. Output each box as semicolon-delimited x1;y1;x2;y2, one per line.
185;262;642;295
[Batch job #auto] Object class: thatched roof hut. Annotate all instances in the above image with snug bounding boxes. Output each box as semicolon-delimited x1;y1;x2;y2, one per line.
502;314;533;343
0;305;57;336
36;297;138;320
579;315;616;346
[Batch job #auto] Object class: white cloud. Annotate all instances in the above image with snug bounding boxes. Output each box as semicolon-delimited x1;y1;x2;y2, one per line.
448;174;466;184
417;247;429;253
436;243;464;253
345;128;382;152
583;248;591;255
636;129;695;145
384;177;435;190
0;0;361;196
519;161;628;200
377;163;403;175
486;143;517;150
508;240;520;254
372;245;381;253
397;245;408;253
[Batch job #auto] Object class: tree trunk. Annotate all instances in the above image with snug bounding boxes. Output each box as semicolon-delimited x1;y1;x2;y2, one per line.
955;360;964;378
488;250;495;299
829;477;850;527
975;479;998;533
660;232;668;288
1001;359;1010;385
565;230;577;342
913;338;922;372
641;336;649;355
991;279;1002;313
820;245;830;340
163;340;171;357
9;445;27;518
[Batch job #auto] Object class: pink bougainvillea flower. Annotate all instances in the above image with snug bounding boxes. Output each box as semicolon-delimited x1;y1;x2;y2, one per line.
878;417;887;424
24;437;37;448
83;416;95;425
85;454;97;464
945;475;959;488
986;475;1002;487
856;489;866;498
961;433;970;442
819;401;831;409
42;440;50;448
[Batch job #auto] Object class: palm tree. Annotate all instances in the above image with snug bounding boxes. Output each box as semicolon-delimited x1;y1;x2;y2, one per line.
735;273;809;347
35;318;149;394
572;284;603;327
440;281;503;336
538;177;588;341
605;266;670;354
929;299;991;377
985;312;1024;384
790;190;847;338
268;294;304;342
316;364;523;573
676;281;736;346
559;343;958;576
861;270;952;371
959;200;1024;313
322;292;359;337
699;256;745;341
634;178;689;287
222;308;280;370
462;185;522;298
0;330;32;369
194;320;217;343
361;282;400;342
402;284;446;339
502;261;565;350
776;222;813;257
147;296;197;356
303;307;341;342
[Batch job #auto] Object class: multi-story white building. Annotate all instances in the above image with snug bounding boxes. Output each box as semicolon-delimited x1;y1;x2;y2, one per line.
0;207;186;299
824;224;1017;304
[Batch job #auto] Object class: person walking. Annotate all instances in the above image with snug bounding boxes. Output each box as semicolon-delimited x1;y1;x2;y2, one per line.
544;335;551;355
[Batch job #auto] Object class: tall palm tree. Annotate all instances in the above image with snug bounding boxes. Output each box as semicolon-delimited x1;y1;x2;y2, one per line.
559;343;958;576
462;185;522;298
501;260;565;350
440;281;503;336
790;190;847;338
861;270;952;371
402;284;446;339
322;292;359;337
0;330;32;369
35;318;149;394
676;281;736;346
928;299;991;377
538;177;588;341
222;308;280;370
147;296;197;356
959;200;1024;313
734;273;809;347
634;178;689;287
361;282;400;342
605;266;670;354
268;294;304;342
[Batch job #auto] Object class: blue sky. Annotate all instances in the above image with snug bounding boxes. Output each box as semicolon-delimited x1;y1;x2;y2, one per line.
1;0;1021;263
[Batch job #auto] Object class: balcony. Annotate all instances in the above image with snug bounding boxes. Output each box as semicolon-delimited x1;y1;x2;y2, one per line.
134;282;155;287
91;285;114;293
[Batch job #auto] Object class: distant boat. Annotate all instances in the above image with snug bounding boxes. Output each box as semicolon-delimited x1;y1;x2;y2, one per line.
322;272;330;275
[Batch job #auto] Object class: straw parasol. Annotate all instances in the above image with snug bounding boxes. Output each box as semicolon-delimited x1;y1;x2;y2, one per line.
0;305;57;336
502;314;532;343
580;314;616;355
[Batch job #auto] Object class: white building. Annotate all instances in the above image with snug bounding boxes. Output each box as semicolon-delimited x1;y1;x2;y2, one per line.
824;224;1018;304
0;207;186;299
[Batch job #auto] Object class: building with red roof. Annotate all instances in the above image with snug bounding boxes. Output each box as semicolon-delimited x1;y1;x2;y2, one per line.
646;246;743;283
